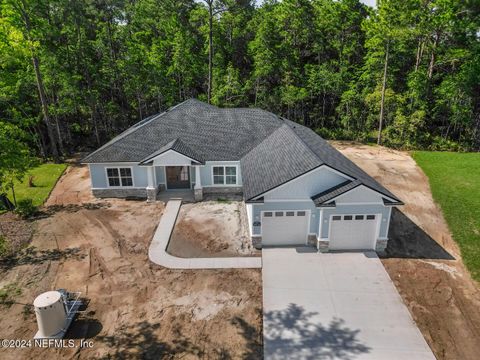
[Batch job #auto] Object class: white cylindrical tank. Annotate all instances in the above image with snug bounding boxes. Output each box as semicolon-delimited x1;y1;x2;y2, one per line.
33;291;67;337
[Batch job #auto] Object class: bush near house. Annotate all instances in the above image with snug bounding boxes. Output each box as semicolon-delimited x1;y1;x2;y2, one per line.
14;199;38;219
413;152;480;281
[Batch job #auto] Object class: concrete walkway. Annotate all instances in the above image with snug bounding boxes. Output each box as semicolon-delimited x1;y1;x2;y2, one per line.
262;248;434;360
148;200;262;269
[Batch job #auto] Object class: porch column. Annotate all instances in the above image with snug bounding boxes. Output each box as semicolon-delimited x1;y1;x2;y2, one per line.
194;165;203;201
146;166;157;202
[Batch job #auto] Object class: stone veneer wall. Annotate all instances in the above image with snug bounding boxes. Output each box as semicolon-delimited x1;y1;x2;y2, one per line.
318;240;329;253
252;236;262;249
307;234;317;247
92;188;147;198
375;239;388;253
202;186;243;195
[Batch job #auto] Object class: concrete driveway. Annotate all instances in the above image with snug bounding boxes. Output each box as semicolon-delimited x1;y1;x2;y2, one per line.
262;248;435;359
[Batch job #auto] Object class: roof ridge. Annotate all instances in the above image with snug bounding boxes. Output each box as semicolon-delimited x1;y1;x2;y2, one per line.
82;100;192;163
240;123;291;161
281;120;324;164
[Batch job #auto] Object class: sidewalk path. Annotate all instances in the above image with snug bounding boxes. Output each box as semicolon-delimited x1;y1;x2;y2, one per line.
148;200;262;269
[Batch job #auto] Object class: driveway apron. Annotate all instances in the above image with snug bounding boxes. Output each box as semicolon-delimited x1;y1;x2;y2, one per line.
262;248;435;359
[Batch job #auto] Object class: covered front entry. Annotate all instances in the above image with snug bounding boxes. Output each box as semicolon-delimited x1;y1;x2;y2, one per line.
329;214;379;250
261;210;309;246
166;166;190;189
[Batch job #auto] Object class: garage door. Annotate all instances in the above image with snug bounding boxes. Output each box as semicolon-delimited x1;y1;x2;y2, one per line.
262;210;309;246
329;214;379;250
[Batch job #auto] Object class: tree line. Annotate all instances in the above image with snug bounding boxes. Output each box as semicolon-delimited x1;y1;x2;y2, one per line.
1;0;479;163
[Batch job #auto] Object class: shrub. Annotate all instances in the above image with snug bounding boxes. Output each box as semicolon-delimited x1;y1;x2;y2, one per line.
0;283;21;307
14;199;38;218
428;136;462;152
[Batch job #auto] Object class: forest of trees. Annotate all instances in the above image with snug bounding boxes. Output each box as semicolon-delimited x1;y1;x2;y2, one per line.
1;0;479;162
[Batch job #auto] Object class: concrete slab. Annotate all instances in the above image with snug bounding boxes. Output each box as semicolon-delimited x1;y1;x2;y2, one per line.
262;248;434;360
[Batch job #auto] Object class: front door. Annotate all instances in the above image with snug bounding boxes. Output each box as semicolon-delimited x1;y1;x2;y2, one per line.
166;166;190;189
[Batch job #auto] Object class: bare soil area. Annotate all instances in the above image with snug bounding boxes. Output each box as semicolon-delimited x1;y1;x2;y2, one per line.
168;201;260;258
45;164;97;206
333;141;480;360
0;165;262;359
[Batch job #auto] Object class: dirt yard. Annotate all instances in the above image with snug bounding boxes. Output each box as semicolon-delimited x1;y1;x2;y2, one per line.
168;201;260;258
0;165;262;359
333;141;480;360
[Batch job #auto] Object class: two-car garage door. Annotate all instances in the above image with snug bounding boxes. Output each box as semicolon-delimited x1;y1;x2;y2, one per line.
329;214;379;250
260;210;379;250
261;210;309;246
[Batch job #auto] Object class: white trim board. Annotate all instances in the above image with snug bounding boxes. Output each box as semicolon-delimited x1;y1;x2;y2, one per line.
252;164;353;200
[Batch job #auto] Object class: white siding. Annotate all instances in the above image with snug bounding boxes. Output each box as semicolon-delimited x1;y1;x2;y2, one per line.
263;166;347;200
152;150;193;166
89;163;148;188
335;185;384;204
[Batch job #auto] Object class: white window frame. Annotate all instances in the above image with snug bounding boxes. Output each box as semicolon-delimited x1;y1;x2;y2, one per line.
211;165;238;186
105;166;135;188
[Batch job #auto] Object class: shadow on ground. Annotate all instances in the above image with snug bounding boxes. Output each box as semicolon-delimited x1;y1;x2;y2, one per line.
96;321;204;359
66;318;103;339
0;246;85;270
384;208;454;260
263;303;370;359
231;308;263;360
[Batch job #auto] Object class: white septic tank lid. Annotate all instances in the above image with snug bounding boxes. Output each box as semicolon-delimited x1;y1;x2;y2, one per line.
34;291;62;307
34;291;67;338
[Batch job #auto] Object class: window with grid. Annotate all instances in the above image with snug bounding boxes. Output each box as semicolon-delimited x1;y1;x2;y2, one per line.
107;167;133;187
225;166;236;184
213;166;224;184
212;166;237;185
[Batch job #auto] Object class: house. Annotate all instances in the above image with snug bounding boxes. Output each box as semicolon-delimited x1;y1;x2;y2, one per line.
83;99;403;252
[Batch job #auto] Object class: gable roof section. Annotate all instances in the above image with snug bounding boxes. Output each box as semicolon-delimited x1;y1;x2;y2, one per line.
241;124;322;201
139;138;204;165
82;99;282;163
282;120;401;203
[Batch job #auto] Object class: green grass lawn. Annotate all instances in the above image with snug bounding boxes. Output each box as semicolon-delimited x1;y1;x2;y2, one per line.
10;163;67;207
413;151;480;281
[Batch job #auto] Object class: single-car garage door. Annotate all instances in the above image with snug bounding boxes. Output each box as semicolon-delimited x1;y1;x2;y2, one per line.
262;210;309;246
329;214;379;250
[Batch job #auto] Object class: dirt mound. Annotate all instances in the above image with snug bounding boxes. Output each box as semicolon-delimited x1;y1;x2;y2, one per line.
0;173;262;359
168;201;259;258
0;212;34;256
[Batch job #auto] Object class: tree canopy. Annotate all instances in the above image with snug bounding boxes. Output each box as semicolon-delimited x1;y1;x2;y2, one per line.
0;121;37;201
0;0;479;156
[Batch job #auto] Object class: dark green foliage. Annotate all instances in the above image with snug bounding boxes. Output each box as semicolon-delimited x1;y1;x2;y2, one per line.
14;199;38;219
0;0;478;153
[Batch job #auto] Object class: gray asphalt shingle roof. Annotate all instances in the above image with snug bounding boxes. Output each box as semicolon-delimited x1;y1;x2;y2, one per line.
311;180;361;206
241;124;320;200
83;99;401;204
83;99;282;163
